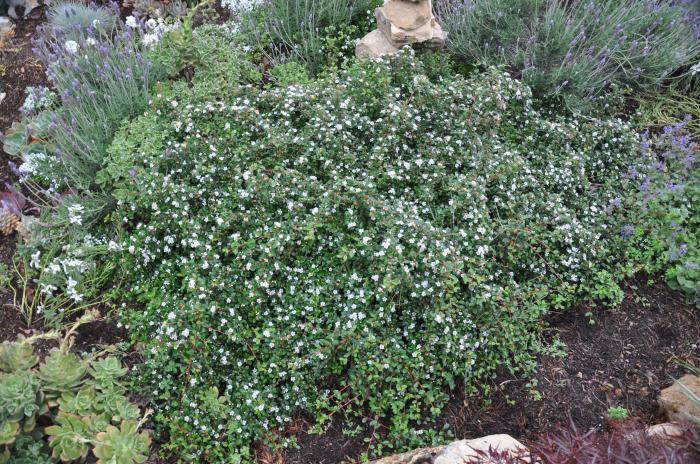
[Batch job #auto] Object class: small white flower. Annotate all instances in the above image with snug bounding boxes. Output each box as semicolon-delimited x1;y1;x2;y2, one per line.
64;40;79;54
67;204;85;225
125;15;138;29
30;251;41;268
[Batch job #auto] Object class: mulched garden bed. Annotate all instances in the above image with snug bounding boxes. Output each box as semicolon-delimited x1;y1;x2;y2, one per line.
285;275;700;464
1;11;699;464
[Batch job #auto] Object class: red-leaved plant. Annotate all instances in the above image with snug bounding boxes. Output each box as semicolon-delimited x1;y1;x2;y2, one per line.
458;421;700;464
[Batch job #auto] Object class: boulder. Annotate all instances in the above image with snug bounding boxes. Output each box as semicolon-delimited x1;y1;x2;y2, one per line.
380;0;433;31
434;434;529;464
658;374;700;422
368;434;529;464
376;8;434;45
356;0;446;58
356;29;400;59
368;445;445;464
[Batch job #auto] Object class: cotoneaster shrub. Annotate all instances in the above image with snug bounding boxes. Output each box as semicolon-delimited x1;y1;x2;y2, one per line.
100;51;650;462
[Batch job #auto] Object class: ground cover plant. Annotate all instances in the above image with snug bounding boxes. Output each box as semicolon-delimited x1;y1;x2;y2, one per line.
95;49;679;461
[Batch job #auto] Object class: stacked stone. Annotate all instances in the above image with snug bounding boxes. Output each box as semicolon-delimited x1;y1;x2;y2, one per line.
356;0;447;58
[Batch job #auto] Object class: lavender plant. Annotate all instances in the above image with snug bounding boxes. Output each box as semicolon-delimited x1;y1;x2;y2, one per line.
32;12;165;192
436;0;700;107
263;0;380;73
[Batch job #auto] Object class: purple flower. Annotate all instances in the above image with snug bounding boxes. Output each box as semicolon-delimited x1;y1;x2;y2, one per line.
621;225;635;240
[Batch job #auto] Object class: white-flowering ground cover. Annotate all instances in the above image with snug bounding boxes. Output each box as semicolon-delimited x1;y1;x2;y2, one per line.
94;52;647;461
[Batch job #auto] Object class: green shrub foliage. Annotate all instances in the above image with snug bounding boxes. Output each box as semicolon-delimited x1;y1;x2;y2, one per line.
103;51;647;461
0;313;150;464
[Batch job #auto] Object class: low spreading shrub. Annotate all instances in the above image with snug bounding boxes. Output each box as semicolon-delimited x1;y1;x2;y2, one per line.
436;0;700;107
0;311;151;464
96;51;657;461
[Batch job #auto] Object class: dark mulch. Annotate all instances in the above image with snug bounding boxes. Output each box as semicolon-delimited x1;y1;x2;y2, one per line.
285;275;700;464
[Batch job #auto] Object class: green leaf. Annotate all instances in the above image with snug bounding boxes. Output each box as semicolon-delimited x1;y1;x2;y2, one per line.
0;421;19;446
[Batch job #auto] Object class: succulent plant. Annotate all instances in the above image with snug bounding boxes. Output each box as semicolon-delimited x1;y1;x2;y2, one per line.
93;421;151;464
0;421;19;446
90;357;127;390
84;413;110;436
4;434;53;464
58;386;99;417
0;342;39;374
0;321;150;462
0;372;46;440
44;413;90;462
37;351;87;402
100;393;141;424
127;0;187;18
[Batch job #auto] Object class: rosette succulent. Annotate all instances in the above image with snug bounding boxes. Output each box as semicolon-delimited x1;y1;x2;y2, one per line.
45;413;90;461
58;386;100;416
0;320;149;461
0;372;46;443
37;352;87;401
0;343;38;374
93;421;151;464
89;357;127;390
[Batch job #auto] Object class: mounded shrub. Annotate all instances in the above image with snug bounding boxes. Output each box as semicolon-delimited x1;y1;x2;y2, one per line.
101;51;649;461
